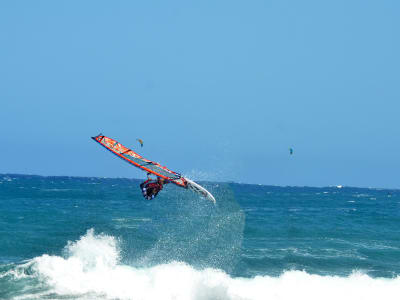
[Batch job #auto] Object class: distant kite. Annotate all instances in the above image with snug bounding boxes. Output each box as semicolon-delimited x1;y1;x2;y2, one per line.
289;148;293;155
136;138;144;147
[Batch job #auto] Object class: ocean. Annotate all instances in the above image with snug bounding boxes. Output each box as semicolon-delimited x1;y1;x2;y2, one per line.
1;174;400;299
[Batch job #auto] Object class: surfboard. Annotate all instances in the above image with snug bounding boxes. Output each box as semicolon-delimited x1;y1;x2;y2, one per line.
186;179;216;204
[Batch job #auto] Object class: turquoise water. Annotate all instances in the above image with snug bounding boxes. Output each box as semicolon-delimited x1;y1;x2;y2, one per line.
1;174;400;299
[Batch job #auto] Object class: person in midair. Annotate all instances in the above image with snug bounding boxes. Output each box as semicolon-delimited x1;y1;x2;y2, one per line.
140;173;168;200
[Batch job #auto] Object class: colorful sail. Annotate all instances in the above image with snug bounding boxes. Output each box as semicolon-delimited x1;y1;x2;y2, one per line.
91;134;187;188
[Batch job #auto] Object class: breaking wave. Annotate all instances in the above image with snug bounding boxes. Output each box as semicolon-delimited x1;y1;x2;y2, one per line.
2;229;400;300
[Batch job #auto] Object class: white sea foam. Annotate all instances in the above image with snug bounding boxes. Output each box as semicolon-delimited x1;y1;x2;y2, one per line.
14;229;400;300
41;188;73;192
0;261;31;280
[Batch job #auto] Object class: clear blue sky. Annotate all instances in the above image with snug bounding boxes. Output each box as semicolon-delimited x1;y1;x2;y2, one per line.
1;1;399;188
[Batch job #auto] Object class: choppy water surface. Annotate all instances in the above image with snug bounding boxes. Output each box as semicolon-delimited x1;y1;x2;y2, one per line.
1;174;400;299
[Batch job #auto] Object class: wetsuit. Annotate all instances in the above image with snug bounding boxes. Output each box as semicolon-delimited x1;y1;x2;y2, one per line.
140;178;168;200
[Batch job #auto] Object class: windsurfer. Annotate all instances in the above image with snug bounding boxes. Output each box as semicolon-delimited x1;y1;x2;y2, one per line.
140;173;168;200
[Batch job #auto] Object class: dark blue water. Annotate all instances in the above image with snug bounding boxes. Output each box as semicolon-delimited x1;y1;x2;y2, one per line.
1;174;400;299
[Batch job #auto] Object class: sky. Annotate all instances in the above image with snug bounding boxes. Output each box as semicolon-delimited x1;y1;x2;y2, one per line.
1;1;399;188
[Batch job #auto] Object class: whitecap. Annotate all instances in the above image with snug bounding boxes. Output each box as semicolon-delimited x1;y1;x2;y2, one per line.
6;229;400;300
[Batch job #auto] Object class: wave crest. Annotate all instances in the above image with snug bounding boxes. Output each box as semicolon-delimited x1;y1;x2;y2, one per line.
4;229;400;300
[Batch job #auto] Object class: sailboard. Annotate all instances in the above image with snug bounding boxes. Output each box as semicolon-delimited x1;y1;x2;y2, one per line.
91;134;216;203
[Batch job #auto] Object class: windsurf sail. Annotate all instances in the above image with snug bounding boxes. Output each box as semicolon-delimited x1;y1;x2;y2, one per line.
91;134;187;187
92;134;216;203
